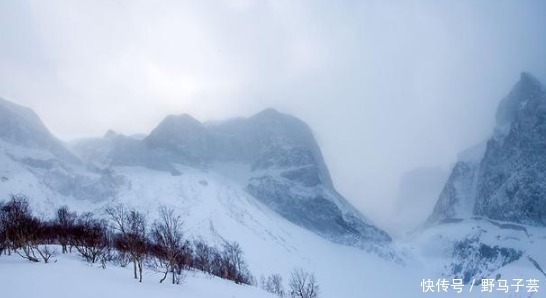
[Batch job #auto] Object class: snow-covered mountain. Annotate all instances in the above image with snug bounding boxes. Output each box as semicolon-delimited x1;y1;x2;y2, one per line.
70;108;391;248
428;72;546;226
415;73;546;287
3;78;546;297
0;98;404;297
0;97;77;163
0;97;124;209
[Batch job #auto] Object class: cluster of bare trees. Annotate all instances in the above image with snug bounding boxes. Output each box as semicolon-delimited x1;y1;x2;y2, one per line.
0;195;254;286
261;269;319;298
105;204;253;285
0;194;319;295
188;239;253;284
0;194;56;263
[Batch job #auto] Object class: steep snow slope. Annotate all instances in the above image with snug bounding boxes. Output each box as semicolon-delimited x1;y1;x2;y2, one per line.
0;139;124;204
0;138;123;211
60;164;406;297
0;98;124;203
0;97;77;163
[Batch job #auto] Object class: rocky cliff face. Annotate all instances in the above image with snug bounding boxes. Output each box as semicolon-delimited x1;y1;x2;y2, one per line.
429;73;546;226
427;143;484;224
474;73;546;225
71;108;392;247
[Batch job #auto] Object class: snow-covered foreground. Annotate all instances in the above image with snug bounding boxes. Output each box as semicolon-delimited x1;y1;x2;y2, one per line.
1;236;542;298
0;251;276;298
2;161;545;297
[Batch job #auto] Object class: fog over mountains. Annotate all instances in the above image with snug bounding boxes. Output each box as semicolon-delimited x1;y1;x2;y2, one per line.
0;97;391;251
1;72;546;297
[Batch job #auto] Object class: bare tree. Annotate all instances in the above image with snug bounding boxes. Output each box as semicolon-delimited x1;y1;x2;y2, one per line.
289;268;319;298
107;205;148;282
222;241;252;284
35;244;56;263
263;274;285;297
193;239;212;272
0;199;11;256
176;240;193;270
72;213;110;264
32;219;58;263
55;206;76;253
209;246;223;277
0;206;5;256
151;206;184;284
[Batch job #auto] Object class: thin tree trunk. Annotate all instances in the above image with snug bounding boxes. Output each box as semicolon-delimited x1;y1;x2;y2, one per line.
138;260;143;283
133;260;138;279
160;266;168;283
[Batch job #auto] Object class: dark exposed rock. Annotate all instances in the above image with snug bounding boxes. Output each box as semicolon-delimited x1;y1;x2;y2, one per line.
429;73;546;226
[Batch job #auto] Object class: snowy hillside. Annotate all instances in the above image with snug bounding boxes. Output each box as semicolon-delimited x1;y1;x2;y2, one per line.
0;156;406;297
2;77;546;298
0;252;276;298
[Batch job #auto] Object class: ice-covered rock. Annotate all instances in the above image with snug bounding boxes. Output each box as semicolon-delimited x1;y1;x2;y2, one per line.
428;73;546;226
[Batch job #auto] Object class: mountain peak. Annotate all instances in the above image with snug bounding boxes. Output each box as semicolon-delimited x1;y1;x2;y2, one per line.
162;113;201;125
251;108;291;122
147;113;205;139
494;72;545;139
0;97;43;129
519;72;542;88
0;97;78;162
428;72;546;226
104;129;119;139
145;113;208;161
256;107;282;116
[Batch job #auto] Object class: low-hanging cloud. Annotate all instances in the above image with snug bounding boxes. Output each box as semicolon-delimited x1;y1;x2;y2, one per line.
1;0;546;232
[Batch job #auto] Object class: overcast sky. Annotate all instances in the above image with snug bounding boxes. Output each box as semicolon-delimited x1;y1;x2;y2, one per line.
1;0;546;232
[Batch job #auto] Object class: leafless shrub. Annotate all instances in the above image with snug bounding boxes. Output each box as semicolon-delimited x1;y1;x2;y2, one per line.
262;273;285;297
289;268;319;298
